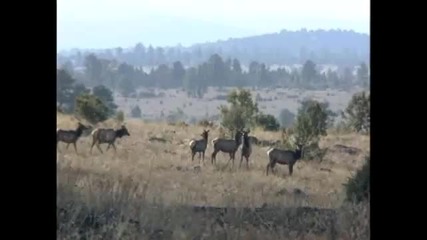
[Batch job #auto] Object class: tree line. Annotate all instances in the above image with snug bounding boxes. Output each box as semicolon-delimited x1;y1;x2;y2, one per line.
61;53;369;98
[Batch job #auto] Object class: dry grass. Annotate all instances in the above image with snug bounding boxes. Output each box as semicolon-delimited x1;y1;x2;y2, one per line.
57;113;370;239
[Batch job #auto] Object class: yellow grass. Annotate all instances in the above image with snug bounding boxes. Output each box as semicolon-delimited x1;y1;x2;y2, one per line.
57;113;370;239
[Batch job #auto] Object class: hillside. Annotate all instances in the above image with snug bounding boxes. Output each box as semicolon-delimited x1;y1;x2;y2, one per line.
57;29;370;68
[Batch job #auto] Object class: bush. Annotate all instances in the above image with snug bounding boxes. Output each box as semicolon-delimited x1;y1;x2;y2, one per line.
116;110;125;123
278;108;296;128
301;141;327;162
131;106;142;118
342;91;370;133
92;85;117;117
166;108;186;123
293;99;332;146
344;156;370;203
74;93;110;124
255;113;280;131
219;89;259;133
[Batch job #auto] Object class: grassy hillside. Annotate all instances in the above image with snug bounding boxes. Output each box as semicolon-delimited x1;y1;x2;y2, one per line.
57;113;370;239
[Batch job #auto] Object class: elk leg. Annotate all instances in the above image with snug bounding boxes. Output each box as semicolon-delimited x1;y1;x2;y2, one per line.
231;153;236;167
112;143;117;153
239;154;244;168
202;151;205;165
66;143;70;150
266;163;270;176
90;141;96;154
191;151;196;161
246;156;249;169
289;164;294;176
73;142;78;153
211;151;218;165
225;153;233;167
96;143;103;154
226;153;233;167
270;162;276;175
106;144;111;151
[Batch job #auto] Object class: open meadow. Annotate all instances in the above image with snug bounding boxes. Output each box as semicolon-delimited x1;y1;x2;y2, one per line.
113;87;366;122
57;113;370;239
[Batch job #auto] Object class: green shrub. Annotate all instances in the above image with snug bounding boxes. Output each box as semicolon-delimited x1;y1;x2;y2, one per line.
219;89;259;133
92;85;117;117
278;108;296;128
344;156;370;203
116;110;125;123
131;106;142;118
301;141;327;162
293;99;332;145
255;113;280;131
342;91;370;133
74;93;110;124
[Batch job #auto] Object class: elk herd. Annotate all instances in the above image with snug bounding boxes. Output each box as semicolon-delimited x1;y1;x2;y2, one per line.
57;122;304;176
57;123;130;154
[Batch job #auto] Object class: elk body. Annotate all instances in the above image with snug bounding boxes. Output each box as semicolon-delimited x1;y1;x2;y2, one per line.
189;129;210;163
57;122;90;153
239;130;252;169
211;130;243;166
90;125;130;154
266;144;304;176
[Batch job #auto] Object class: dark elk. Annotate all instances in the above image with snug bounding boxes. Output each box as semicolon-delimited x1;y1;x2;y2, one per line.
57;122;90;153
239;129;252;169
266;142;304;176
90;125;130;154
211;130;243;166
189;129;210;164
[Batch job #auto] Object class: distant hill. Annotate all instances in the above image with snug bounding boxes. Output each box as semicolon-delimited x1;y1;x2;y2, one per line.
57;29;369;68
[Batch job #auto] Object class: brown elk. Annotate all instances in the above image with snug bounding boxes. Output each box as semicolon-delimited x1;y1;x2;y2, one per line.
189;129;210;164
57;122;90;153
90;125;130;154
239;130;252;169
211;130;243;166
266;143;304;176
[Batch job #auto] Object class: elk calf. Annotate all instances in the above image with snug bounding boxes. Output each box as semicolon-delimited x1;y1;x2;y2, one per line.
189;129;210;164
211;130;243;166
266;143;304;176
57;122;90;153
239;130;252;169
90;125;130;154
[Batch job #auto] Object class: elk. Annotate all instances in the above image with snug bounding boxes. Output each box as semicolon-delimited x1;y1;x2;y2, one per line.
57;122;90;153
211;130;243;166
90;125;130;154
266;143;304;176
239;130;252;169
189;129;210;164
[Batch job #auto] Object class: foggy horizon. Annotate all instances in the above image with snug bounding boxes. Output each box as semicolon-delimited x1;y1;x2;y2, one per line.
57;0;370;51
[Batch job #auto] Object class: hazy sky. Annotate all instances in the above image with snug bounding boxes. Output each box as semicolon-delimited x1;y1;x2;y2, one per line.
58;0;370;51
